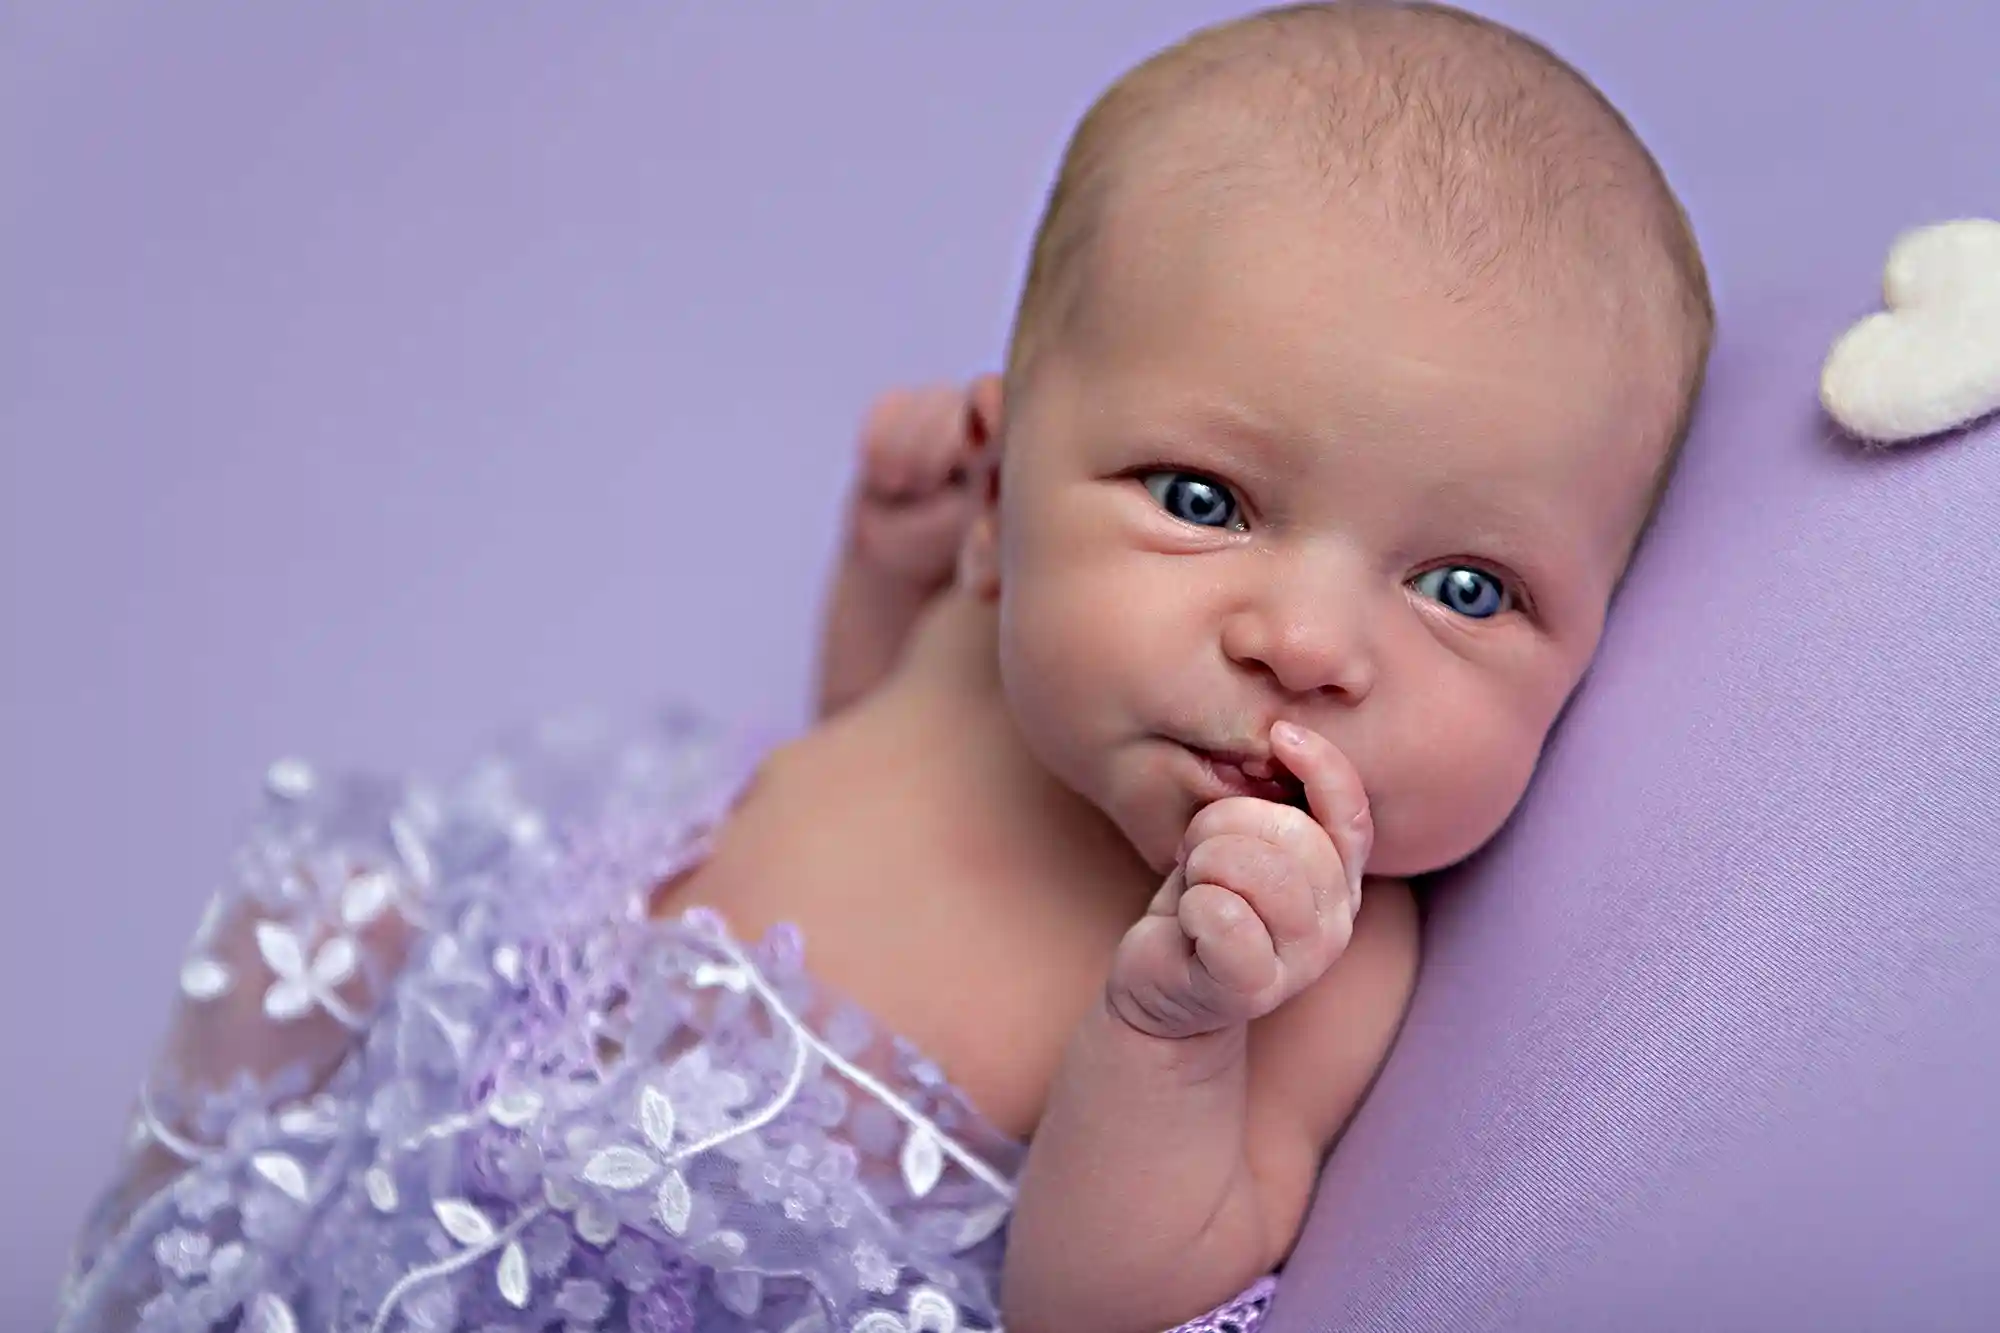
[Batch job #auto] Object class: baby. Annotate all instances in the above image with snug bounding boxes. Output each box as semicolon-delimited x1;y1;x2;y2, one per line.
57;4;1710;1332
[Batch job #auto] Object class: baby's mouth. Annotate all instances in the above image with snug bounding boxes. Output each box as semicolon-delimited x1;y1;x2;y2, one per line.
1186;746;1309;809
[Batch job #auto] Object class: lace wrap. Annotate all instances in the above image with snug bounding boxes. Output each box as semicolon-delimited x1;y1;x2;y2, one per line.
55;708;1272;1333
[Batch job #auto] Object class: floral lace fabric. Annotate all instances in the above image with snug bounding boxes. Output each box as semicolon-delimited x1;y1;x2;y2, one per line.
55;708;1275;1333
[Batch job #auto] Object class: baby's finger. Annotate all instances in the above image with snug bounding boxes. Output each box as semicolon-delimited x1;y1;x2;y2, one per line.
862;386;962;498
1180;797;1340;908
1270;722;1372;907
1146;861;1188;920
1179;882;1280;1001
864;481;975;554
1182;832;1319;955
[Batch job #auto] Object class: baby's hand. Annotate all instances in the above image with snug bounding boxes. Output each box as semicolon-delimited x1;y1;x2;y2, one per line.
1107;723;1373;1040
848;383;990;588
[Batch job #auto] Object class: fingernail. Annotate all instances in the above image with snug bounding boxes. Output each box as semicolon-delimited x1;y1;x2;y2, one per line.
1272;722;1305;747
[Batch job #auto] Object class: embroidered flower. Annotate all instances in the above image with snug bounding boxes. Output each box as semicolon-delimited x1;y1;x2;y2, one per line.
59;716;1052;1333
253;920;360;1022
849;1286;968;1333
577;1084;697;1238
152;1228;213;1281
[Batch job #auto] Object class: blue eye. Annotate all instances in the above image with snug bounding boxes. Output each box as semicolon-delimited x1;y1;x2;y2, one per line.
1143;471;1243;530
1413;565;1511;619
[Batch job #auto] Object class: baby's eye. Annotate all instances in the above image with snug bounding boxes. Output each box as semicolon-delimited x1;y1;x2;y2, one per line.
1412;565;1512;619
1142;471;1244;530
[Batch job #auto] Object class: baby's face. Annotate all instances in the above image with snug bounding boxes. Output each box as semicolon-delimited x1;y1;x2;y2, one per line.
992;188;1671;876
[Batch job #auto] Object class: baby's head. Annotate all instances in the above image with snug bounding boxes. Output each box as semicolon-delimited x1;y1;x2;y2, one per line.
961;1;1712;876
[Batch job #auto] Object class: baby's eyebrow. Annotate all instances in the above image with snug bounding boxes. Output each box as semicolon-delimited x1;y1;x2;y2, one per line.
1151;407;1285;461
1118;401;1299;479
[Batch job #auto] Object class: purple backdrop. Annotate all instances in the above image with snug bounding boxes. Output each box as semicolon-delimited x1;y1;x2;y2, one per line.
5;0;1997;1322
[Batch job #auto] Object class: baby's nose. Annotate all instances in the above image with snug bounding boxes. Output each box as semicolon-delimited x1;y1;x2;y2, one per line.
1221;595;1377;701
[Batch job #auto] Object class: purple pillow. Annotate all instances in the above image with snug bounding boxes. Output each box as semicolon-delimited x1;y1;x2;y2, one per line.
1268;281;2000;1329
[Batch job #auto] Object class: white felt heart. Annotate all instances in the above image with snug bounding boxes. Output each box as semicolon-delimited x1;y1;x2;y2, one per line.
1820;217;2000;445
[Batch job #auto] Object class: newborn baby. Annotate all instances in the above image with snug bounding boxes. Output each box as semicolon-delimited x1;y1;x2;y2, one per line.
57;4;1711;1331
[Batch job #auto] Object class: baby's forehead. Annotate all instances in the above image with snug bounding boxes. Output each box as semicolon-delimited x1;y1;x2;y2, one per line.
1045;8;1697;363
1110;92;1658;309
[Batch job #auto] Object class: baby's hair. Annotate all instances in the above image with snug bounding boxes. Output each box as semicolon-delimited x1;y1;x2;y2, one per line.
1006;0;1712;560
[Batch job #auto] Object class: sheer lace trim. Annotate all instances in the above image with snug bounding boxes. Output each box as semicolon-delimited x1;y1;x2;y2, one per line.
56;708;1270;1333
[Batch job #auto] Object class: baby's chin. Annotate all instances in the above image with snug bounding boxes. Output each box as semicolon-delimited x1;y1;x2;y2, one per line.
1097;782;1194;878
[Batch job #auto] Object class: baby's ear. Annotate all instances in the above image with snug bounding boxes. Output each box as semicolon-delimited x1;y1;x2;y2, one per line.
956;373;1005;600
956;509;1001;601
966;372;1004;451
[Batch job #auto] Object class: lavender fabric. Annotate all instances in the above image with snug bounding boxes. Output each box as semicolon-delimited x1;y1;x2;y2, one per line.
1265;301;2000;1328
55;711;1275;1333
13;2;2000;1329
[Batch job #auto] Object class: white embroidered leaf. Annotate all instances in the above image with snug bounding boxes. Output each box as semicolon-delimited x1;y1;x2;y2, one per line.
715;1269;764;1318
254;921;307;978
543;1174;580;1211
497;1239;531;1308
705;1228;748;1264
340;870;395;926
850;1316;904;1333
263;979;313;1021
363;1166;399;1212
243;1292;300;1333
491;943;523;983
263;758;315;800
208;1241;246;1280
952;1203;1009;1250
691;961;749;992
905;1287;960;1332
486;1089;543;1128
310;936;357;987
899;1126;944;1199
655;1166;693;1235
434;1198;497;1245
639;1086;677;1153
581;1145;658;1191
391;813;434;886
179;957;233;1001
250;1153;310;1203
192;892;228;948
575;1199;621;1246
275;1103;338;1139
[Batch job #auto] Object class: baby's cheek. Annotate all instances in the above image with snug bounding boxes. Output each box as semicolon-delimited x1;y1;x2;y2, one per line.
1374;709;1545;877
997;592;1097;748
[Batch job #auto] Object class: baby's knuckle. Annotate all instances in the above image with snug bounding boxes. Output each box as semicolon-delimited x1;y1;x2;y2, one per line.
1239;838;1297;889
1184;798;1248;845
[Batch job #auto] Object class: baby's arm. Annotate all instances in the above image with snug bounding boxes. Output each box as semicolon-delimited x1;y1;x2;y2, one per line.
1002;727;1421;1333
816;382;992;718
